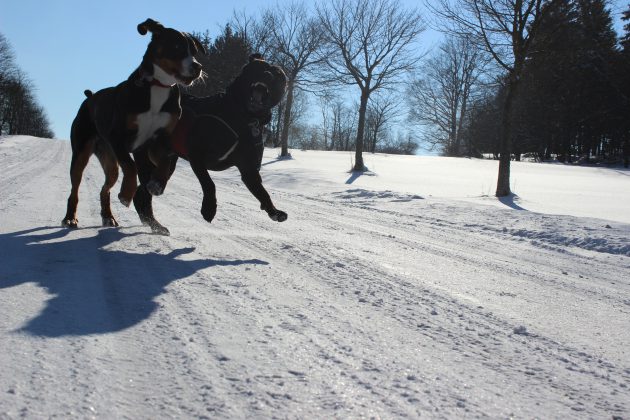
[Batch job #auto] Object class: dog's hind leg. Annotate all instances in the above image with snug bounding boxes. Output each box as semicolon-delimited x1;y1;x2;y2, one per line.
62;102;96;228
94;141;120;227
61;139;95;228
132;150;171;235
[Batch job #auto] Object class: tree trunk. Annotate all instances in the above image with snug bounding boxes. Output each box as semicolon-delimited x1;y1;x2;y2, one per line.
280;79;295;157
354;91;369;171
495;76;518;197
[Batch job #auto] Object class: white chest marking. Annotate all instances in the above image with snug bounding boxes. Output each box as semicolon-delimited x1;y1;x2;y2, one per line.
132;85;172;151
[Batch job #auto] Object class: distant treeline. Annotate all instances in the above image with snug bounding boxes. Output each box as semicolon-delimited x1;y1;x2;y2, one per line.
0;33;53;139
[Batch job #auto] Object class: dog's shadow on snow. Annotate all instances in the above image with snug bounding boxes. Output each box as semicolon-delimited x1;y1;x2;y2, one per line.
0;227;268;338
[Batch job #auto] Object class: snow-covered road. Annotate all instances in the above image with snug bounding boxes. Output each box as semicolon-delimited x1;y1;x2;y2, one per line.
1;136;629;418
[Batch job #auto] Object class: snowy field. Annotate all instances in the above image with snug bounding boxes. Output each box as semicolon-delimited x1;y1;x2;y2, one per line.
0;135;629;418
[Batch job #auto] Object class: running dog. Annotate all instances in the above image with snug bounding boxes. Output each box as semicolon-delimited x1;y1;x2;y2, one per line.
61;18;205;229
133;54;287;235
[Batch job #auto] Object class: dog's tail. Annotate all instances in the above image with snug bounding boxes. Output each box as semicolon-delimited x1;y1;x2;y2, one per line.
84;90;93;98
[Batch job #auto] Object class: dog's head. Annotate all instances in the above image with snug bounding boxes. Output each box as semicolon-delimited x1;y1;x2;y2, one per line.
137;18;206;86
229;54;287;116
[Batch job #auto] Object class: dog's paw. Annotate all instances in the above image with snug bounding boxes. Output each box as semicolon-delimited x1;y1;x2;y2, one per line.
201;198;217;222
61;218;78;228
102;216;120;227
140;215;170;235
146;180;164;196
149;220;170;236
268;209;288;222
118;193;132;207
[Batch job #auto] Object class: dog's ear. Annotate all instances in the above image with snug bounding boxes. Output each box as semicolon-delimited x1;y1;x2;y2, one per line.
186;33;207;56
137;19;164;36
249;53;264;63
137;19;163;77
268;65;287;107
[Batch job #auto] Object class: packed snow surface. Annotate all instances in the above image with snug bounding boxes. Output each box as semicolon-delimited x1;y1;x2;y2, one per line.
1;136;629;418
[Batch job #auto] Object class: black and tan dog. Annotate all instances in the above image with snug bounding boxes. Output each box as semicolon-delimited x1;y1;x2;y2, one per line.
133;54;288;235
61;18;205;229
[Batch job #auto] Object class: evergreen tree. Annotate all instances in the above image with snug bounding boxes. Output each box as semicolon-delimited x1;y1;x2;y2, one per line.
516;0;580;161
572;0;618;160
184;25;252;97
465;0;625;164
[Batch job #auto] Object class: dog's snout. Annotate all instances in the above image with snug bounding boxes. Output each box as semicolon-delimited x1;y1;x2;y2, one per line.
192;60;202;72
251;91;264;105
247;81;273;114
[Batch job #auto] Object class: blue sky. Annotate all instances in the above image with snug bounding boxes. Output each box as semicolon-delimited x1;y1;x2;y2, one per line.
1;0;627;139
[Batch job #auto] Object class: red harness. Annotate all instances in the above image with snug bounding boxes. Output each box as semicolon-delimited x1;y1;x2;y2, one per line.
170;109;194;158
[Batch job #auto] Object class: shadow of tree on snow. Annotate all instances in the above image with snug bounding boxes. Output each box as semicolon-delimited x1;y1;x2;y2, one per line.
498;194;528;211
345;170;377;185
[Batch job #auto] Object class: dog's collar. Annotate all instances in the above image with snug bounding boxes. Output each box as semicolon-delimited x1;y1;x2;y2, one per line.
150;78;174;89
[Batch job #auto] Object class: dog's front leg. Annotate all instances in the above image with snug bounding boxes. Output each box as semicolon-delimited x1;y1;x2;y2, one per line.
190;158;217;222
133;149;172;235
146;124;179;196
240;169;287;222
146;137;177;196
111;141;138;207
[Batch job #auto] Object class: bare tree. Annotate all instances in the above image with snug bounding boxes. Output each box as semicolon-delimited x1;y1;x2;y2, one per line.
263;2;325;157
409;35;486;156
325;99;357;151
230;9;274;58
379;130;418;154
282;88;310;143
317;0;424;171
429;0;551;195
0;33;17;80
0;33;53;138
0;33;17;135
1;70;53;138
365;94;398;153
319;95;332;150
